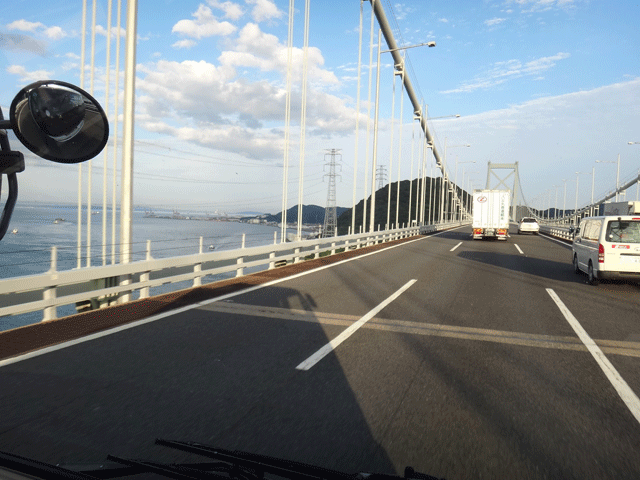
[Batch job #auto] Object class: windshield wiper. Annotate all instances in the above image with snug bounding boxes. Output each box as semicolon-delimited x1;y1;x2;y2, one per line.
0;438;445;480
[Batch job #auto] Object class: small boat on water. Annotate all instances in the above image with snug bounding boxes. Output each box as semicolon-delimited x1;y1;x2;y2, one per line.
53;218;64;224
208;245;216;250
11;228;18;234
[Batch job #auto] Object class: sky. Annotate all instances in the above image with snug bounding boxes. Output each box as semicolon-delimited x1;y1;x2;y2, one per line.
1;0;639;214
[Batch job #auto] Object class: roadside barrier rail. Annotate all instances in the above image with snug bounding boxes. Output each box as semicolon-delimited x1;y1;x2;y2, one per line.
1;221;467;324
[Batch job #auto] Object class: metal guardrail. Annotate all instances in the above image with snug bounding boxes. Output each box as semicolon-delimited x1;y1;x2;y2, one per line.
539;225;573;242
0;222;466;324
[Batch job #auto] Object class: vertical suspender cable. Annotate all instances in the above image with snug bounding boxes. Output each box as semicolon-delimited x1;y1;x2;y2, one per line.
386;61;396;229
120;0;138;302
351;0;364;236
281;0;294;243
87;0;97;267
77;0;87;269
112;0;122;264
429;155;434;224
102;0;113;266
416;110;423;224
440;138;447;223
363;0;375;233
395;55;404;228
297;0;310;241
421;132;427;225
369;28;382;233
408;119;414;225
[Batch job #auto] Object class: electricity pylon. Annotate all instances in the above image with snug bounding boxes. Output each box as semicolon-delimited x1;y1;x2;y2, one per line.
322;149;341;237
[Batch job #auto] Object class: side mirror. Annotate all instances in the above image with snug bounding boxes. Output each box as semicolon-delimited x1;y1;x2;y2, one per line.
9;80;109;163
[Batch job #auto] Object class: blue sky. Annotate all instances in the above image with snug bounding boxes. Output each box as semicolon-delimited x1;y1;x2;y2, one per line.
1;0;639;214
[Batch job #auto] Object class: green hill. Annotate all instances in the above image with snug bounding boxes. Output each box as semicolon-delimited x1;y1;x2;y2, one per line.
337;177;470;235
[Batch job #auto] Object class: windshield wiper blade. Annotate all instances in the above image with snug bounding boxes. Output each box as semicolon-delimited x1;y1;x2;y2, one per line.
155;439;354;480
0;439;445;480
106;455;231;480
0;450;98;480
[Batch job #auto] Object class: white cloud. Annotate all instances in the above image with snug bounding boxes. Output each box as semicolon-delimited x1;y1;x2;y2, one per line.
6;19;44;32
219;23;339;85
95;24;126;38
507;0;575;13
172;39;197;49
172;4;237;39
6;64;54;83
441;52;570;93
438;18;449;23
207;0;244;20
135;44;352;160
7;19;69;41
484;17;506;27
246;0;283;23
392;3;416;21
44;26;66;40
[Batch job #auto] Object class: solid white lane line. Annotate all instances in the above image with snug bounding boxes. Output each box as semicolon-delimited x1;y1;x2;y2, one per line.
546;288;640;425
514;244;524;254
296;279;417;371
450;242;463;252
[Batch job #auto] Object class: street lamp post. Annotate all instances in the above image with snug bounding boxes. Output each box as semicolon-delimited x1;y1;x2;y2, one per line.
441;138;470;224
575;172;580;224
455;158;475;221
629;142;640;200
596;156;621;202
591;165;595;215
562;179;567;224
575;171;591;222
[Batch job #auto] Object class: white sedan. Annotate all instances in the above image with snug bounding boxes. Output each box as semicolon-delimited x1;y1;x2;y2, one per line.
518;217;540;234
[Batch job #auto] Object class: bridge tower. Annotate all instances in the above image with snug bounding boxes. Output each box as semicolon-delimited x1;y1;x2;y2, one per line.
485;161;523;222
322;149;341;237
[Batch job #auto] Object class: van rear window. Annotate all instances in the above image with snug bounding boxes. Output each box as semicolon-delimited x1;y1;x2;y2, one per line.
606;220;640;244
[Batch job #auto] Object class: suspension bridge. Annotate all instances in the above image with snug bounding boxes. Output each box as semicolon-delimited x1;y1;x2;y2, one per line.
1;1;640;479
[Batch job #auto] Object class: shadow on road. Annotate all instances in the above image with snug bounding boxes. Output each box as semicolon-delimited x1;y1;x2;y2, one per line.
0;283;399;477
456;249;581;284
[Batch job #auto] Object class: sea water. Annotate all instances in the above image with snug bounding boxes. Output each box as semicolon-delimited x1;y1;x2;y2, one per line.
1;203;285;332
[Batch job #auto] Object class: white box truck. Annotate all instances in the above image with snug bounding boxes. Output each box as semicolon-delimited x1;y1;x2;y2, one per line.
602;201;640;216
472;190;510;240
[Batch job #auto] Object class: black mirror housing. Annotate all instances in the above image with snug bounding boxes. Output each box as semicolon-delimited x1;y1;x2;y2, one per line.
10;80;109;164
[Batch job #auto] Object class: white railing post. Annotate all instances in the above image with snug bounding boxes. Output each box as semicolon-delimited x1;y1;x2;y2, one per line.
314;244;320;259
140;240;151;299
236;234;245;277
294;246;301;263
331;241;336;255
269;231;277;269
43;247;58;321
193;236;203;287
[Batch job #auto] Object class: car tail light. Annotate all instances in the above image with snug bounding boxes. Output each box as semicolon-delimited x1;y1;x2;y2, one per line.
598;243;604;263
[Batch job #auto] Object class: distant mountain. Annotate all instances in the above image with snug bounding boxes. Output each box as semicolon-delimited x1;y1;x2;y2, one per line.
263;204;349;224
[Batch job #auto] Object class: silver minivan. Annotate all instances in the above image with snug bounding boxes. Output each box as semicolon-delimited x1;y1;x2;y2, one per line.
572;215;640;285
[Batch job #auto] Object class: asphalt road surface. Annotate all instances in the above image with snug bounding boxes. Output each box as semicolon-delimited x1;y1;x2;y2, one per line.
1;225;640;479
